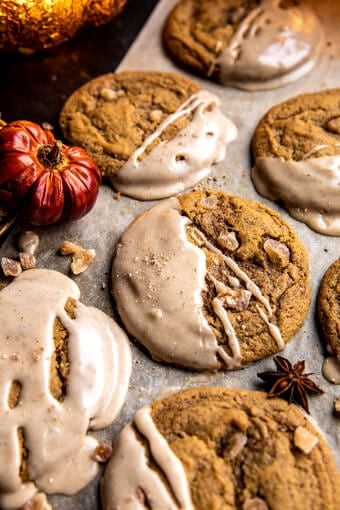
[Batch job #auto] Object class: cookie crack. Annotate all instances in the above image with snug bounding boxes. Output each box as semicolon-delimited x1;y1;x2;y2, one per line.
18;427;29;483
8;380;22;409
49;298;74;402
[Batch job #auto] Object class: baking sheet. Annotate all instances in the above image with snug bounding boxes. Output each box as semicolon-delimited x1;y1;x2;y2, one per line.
0;0;339;508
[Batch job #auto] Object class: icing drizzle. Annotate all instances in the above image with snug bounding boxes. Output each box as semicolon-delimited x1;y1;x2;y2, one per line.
112;90;237;200
192;227;284;352
0;269;131;509
102;406;193;510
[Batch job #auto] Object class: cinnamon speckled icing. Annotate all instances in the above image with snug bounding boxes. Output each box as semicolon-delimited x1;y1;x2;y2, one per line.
113;198;219;370
0;269;131;509
112;197;284;371
112;90;237;200
215;0;323;90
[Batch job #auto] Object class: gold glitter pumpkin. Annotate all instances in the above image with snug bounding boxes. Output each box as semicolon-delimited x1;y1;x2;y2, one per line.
0;0;127;52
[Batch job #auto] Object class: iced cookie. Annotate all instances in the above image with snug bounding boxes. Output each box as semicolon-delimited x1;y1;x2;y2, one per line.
318;259;340;385
101;387;340;510
112;190;310;371
0;269;131;509
318;258;340;358
163;0;323;91
59;71;237;200
251;89;340;236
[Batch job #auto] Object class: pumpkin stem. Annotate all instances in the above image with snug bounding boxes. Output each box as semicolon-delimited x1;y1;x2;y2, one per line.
38;140;64;169
49;140;63;163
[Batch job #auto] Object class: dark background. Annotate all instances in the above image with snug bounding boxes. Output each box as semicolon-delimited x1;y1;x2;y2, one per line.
0;0;159;134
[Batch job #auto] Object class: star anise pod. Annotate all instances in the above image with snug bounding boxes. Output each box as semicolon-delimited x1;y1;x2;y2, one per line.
257;355;324;413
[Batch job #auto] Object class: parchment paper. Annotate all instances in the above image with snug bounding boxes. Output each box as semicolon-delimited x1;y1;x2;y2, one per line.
0;1;339;508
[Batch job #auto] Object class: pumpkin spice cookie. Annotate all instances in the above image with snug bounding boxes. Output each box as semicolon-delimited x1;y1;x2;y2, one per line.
163;0;324;91
112;190;311;371
0;269;131;510
318;258;340;384
251;89;340;236
101;387;340;510
59;71;237;200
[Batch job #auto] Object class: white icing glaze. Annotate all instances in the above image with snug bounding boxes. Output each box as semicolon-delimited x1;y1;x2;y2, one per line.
113;198;220;370
252;155;340;236
208;274;242;368
112;198;284;371
322;357;340;384
212;298;242;368
0;269;131;509
256;305;285;350
215;0;323;90
112;90;237;200
102;406;193;510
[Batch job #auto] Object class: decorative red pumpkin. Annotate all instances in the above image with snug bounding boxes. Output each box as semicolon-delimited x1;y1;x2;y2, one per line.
0;120;101;225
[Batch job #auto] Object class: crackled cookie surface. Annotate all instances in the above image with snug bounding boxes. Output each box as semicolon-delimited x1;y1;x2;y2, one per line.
163;0;323;90
0;269;131;509
318;259;340;384
112;190;310;371
60;71;237;200
102;387;340;510
251;89;340;235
